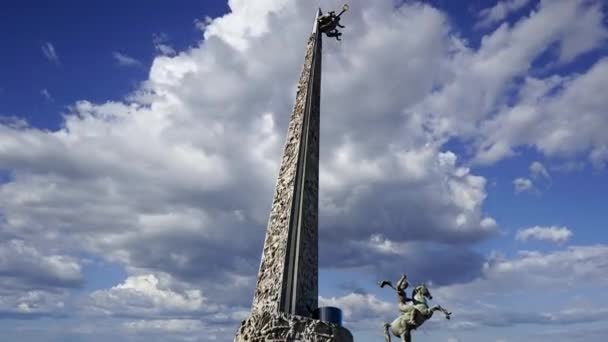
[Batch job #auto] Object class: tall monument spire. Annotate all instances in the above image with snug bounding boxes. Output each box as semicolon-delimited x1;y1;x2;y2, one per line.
251;8;322;317
235;7;352;342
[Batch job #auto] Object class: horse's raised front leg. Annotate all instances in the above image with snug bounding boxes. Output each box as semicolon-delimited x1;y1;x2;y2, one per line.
431;305;452;319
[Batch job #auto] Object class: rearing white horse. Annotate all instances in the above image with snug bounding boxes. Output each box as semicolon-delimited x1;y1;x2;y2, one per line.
383;284;451;342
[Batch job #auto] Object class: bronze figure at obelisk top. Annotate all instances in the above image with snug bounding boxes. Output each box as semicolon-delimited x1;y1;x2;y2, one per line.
235;6;353;342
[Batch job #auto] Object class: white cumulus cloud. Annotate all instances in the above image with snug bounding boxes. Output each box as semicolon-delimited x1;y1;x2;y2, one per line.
89;273;207;316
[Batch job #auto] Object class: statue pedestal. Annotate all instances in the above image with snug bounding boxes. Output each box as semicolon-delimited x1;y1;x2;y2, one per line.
235;311;353;342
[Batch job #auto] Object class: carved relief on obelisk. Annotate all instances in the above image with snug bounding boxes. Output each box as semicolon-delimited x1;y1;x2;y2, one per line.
250;21;321;316
235;7;352;342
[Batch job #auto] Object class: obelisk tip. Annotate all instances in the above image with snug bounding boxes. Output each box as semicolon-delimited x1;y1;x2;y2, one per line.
312;8;322;33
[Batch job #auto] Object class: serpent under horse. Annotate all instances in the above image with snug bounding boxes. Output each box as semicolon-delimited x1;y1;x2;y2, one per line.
382;283;451;342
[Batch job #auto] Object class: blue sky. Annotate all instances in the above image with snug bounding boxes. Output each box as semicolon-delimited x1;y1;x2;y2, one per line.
1;0;608;341
0;1;227;129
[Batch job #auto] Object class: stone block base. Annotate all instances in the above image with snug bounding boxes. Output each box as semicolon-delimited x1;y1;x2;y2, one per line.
235;311;353;342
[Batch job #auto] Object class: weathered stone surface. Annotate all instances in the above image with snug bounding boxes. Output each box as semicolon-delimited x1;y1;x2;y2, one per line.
236;10;353;342
235;311;353;342
250;28;321;316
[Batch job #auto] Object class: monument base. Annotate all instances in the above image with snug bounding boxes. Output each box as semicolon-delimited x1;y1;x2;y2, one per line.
235;311;353;342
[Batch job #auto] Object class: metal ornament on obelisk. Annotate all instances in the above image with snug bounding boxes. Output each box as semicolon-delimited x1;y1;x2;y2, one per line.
234;6;353;342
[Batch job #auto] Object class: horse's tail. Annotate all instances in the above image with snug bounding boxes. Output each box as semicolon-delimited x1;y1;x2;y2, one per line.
383;323;391;342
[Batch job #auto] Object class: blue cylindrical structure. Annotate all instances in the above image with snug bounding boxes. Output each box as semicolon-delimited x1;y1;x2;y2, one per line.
313;306;343;326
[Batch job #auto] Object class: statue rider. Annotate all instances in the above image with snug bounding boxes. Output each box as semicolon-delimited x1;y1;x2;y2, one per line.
318;5;348;41
379;274;422;327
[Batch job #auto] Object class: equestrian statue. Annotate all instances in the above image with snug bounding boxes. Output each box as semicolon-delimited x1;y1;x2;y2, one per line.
378;274;452;342
318;4;349;41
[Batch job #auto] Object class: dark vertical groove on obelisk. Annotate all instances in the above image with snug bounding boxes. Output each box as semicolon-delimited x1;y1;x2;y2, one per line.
250;11;321;317
284;24;321;315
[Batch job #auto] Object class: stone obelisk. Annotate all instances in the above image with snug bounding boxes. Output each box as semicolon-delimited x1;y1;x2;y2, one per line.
235;9;353;342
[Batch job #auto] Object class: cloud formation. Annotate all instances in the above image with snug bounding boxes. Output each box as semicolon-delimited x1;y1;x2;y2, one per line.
513;177;533;193
515;225;572;243
41;42;59;65
0;239;83;290
152;33;176;56
477;0;532;28
530;161;550;180
89;274;205;317
414;0;608;165
112;52;143;67
0;240;81;319
0;0;606;340
437;244;608;301
40;88;53;101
